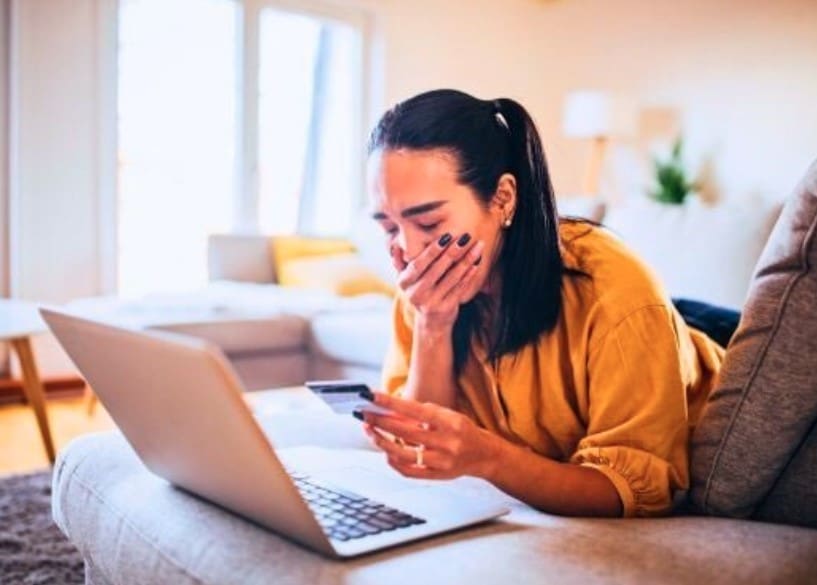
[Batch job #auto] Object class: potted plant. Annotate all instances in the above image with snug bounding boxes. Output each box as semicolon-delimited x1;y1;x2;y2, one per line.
649;138;698;205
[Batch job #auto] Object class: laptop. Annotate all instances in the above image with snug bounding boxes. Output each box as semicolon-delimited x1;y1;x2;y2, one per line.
41;308;509;558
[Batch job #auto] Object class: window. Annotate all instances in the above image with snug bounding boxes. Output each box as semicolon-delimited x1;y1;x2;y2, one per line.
116;0;368;296
257;6;364;236
117;0;238;297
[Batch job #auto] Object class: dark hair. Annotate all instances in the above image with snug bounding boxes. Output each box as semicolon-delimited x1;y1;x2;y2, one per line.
368;89;567;373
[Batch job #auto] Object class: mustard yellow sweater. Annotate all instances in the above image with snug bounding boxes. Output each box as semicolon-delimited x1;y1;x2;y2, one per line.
381;221;724;516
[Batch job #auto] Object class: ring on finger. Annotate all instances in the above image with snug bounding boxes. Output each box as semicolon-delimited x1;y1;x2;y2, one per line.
414;444;426;467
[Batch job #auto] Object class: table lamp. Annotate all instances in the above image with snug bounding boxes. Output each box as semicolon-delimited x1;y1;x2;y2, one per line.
563;90;612;196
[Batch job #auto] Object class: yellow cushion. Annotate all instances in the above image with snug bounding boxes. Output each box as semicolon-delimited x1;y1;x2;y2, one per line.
278;253;394;297
270;236;357;281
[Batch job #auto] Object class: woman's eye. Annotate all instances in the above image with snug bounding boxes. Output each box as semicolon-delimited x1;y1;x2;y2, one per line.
418;222;441;232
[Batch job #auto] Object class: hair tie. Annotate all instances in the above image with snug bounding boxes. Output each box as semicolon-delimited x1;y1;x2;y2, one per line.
492;99;509;131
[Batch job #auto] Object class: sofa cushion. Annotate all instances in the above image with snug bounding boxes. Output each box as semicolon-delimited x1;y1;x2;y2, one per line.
753;423;817;526
309;306;392;370
279;253;394;297
604;196;780;308
689;160;817;526
151;315;307;356
67;289;313;355
208;234;276;283
270;236;355;280
230;352;309;391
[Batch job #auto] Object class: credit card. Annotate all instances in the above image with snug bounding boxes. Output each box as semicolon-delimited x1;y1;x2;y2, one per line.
305;380;394;416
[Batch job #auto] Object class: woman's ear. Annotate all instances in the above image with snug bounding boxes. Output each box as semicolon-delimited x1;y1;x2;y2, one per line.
491;173;518;223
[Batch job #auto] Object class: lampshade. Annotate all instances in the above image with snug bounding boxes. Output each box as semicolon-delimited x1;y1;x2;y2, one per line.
562;90;612;139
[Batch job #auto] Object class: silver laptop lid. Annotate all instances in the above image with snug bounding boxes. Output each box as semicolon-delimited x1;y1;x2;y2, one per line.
40;308;333;556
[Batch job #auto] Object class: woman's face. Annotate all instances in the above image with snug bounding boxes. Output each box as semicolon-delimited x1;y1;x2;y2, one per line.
367;148;516;300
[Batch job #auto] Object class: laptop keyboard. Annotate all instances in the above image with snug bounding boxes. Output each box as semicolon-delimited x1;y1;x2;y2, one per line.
290;471;427;542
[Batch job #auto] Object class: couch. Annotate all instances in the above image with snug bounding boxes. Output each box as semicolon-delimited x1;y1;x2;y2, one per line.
66;281;394;392
52;397;817;585
64;193;780;395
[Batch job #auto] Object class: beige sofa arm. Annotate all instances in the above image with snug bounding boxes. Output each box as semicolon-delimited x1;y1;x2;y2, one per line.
207;234;276;283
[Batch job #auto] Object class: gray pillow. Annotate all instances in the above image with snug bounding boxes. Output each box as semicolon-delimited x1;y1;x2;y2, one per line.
689;159;817;526
207;234;276;283
754;422;817;525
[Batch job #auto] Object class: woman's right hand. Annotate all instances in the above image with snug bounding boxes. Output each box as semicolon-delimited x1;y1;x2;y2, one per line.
391;233;485;333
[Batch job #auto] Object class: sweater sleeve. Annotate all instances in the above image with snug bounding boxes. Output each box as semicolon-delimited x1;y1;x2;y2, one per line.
569;304;691;517
380;293;413;397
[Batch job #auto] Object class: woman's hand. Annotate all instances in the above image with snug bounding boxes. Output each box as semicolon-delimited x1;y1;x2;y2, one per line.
391;233;484;333
361;391;502;481
361;391;624;517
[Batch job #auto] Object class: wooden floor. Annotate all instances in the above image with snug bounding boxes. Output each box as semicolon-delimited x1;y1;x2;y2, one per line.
0;388;305;475
0;396;116;475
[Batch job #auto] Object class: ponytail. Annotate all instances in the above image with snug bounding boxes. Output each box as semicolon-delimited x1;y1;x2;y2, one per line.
488;98;563;358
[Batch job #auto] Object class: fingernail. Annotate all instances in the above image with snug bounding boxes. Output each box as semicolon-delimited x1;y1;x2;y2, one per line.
438;233;452;247
359;388;375;402
474;256;482;266
352;410;364;421
457;233;471;247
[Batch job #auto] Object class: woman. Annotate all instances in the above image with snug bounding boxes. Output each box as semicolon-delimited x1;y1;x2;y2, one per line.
360;89;724;518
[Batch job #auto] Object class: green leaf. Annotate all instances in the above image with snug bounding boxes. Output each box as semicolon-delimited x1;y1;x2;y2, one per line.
671;137;683;160
648;136;695;204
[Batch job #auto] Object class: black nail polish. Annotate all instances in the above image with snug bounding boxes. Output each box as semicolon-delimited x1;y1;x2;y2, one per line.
438;233;452;247
359;388;375;402
457;233;471;247
352;410;364;421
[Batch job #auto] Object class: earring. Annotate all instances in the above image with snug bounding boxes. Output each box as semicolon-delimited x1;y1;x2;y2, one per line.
504;217;512;228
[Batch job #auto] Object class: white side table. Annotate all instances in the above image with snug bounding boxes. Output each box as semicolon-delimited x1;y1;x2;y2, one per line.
0;300;56;463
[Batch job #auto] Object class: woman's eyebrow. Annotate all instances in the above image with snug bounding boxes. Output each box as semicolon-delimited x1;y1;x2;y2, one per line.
371;200;447;220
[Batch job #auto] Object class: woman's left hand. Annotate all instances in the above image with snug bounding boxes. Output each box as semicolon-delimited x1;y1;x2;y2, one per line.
361;391;502;481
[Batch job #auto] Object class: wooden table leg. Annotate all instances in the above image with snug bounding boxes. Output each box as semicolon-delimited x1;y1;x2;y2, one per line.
10;337;56;464
84;384;99;416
